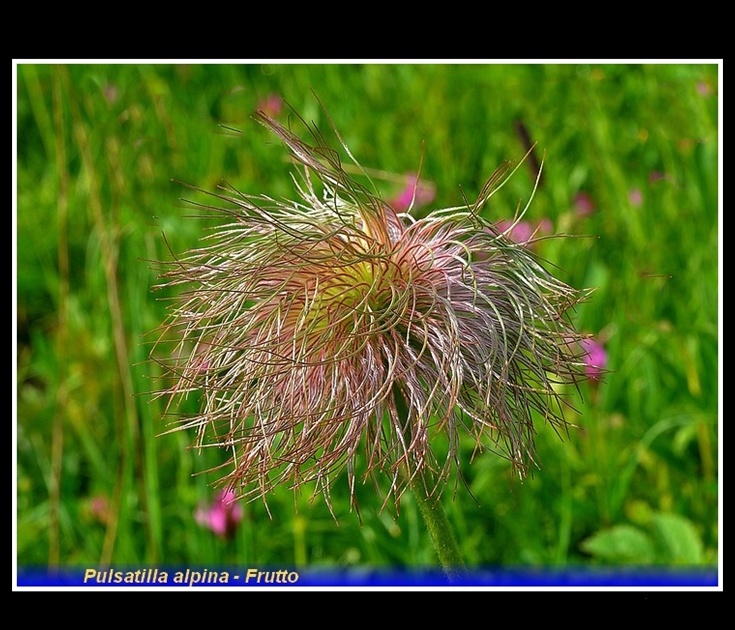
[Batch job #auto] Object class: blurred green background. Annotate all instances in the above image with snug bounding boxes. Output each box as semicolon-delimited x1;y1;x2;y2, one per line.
15;63;719;573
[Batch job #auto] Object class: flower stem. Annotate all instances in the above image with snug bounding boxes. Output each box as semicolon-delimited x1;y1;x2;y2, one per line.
410;475;467;582
393;386;467;582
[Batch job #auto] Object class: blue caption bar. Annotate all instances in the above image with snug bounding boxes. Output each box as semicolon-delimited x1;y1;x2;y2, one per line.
16;566;719;588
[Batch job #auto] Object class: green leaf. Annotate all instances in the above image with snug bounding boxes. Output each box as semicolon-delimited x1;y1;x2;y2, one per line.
580;525;655;563
651;513;704;564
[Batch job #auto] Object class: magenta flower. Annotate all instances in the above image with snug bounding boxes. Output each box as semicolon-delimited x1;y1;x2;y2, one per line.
696;81;711;97
580;337;607;380
573;191;596;217
495;218;552;246
102;84;118;105
195;490;244;539
628;188;643;207
649;171;671;184
88;494;110;525
389;173;436;212
153;109;590;511
255;93;283;118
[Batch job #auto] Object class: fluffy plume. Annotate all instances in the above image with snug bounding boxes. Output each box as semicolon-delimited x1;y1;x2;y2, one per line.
151;106;589;514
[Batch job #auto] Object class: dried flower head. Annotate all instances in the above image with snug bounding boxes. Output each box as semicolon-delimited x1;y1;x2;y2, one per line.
152;106;589;514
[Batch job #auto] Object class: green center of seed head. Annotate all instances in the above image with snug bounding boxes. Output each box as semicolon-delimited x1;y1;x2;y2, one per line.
305;255;395;333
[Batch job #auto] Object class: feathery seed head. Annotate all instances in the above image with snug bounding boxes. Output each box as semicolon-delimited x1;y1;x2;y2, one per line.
152;107;590;513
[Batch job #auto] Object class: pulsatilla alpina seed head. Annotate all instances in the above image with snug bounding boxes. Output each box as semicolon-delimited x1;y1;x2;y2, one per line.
152;107;589;514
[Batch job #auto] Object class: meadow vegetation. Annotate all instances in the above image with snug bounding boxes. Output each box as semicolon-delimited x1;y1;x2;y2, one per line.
16;63;719;573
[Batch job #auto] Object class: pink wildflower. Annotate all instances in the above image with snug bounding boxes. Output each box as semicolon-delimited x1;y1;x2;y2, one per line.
696;81;711;97
495;218;552;246
580;337;607;380
649;171;670;184
88;495;110;525
389;174;436;212
573;191;596;217
256;93;283;118
195;489;244;539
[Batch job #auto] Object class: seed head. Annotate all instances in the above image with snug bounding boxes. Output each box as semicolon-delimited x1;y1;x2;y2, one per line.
152;107;589;514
